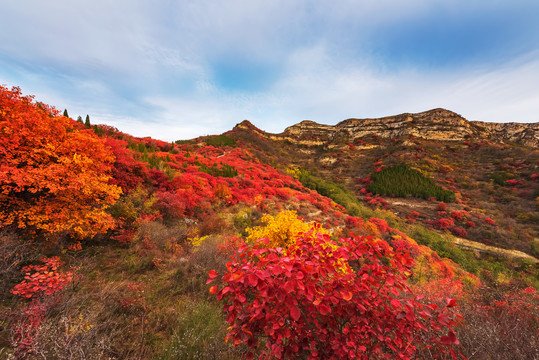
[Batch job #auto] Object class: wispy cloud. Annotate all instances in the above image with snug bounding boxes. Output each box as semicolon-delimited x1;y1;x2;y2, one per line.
1;1;538;141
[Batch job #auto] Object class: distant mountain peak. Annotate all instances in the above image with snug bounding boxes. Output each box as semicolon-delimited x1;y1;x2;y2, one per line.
234;109;538;148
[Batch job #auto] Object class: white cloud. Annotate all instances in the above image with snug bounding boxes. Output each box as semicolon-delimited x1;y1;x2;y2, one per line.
1;0;538;142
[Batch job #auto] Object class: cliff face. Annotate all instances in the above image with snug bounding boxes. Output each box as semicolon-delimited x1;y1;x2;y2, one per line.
234;109;539;148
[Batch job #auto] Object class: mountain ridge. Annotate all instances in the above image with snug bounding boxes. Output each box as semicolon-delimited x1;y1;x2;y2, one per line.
234;108;539;147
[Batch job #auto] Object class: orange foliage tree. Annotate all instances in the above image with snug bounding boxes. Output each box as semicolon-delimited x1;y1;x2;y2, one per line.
0;86;121;239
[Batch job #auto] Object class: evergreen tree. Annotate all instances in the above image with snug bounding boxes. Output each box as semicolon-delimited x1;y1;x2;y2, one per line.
76;116;83;124
84;114;91;129
63;109;69;118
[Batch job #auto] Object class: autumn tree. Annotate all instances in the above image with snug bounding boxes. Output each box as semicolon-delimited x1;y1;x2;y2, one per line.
0;86;121;240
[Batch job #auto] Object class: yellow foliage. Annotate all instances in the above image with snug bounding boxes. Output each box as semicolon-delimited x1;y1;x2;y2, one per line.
364;222;381;238
247;211;352;275
285;167;300;179
66;314;94;337
188;235;209;248
246;210;329;249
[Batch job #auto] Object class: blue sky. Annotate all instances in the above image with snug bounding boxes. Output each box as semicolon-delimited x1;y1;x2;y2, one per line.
1;1;538;141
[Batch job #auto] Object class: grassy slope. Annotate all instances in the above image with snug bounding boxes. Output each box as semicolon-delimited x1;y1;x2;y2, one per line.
1;122;538;359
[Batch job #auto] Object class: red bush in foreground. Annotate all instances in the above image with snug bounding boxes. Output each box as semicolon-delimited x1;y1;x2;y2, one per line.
11;257;72;299
209;233;461;360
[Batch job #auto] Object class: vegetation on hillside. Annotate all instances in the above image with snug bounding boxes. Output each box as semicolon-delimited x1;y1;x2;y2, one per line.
0;86;537;360
368;164;456;202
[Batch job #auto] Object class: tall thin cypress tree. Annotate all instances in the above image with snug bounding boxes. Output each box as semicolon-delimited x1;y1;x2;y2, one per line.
84;115;91;129
63;109;69;118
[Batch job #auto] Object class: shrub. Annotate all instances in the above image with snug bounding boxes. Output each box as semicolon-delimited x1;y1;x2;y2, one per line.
450;227;468;238
434;218;455;231
456;287;539;360
245;210;328;249
204;135;236;147
367;164;456;202
209;232;461;359
407;211;421;223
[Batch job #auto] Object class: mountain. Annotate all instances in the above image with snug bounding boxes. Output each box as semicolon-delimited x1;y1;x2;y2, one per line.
230;109;539;257
235;108;539;147
1;86;538;360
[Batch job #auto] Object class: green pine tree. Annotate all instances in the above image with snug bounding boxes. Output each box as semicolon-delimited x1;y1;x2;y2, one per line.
76;116;83;124
84;115;91;129
63;109;69;118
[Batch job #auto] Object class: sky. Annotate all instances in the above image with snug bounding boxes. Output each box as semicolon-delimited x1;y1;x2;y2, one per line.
1;1;539;141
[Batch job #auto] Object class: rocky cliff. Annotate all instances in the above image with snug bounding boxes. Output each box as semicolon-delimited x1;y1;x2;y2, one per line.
234;109;539;148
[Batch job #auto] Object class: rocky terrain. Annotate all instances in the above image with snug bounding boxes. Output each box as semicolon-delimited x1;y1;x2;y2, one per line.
235;108;539;147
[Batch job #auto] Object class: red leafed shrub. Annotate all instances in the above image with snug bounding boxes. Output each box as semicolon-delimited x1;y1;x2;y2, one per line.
154;190;186;221
345;216;364;228
106;138;148;192
368;217;389;233
111;228;136;244
10;257;74;357
209;233;460;360
450;211;469;221
505;179;523;186
436;202;448;211
434;218;455;231
483;217;496;225
465;221;476;228
407;211;421;223
450;227;468;238
11;257;72;299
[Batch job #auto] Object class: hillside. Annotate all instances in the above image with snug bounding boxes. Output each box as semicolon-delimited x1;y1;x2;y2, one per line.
232;109;539;256
1;86;538;360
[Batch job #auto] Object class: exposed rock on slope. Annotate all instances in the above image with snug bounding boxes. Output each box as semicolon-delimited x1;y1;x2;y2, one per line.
234;109;539;147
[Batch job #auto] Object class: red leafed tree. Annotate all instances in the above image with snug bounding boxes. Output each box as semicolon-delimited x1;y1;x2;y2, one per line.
0;86;121;239
209;232;460;360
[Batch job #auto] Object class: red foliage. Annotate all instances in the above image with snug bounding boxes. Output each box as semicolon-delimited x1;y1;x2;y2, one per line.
434;218;455;231
505;179;524;186
345;216;364;229
0;86;121;238
111;228;136;244
11;257;72;299
105;138;148;192
209;233;460;359
450;227;468;238
465;221;476;228
450;211;470;221
154;190;186;221
436;202;448;211
407;211;421;223
483;217;496;226
368;217;390;233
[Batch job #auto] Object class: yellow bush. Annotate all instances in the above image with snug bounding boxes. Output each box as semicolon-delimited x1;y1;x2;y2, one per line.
188;235;209;249
246;210;328;249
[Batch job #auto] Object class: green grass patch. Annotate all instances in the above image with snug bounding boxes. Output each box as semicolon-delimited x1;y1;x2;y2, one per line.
156;299;241;360
198;163;238;178
297;170;372;218
204;134;236;147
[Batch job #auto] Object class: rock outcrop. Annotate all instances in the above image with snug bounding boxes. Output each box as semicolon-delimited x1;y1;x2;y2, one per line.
234;109;539;148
